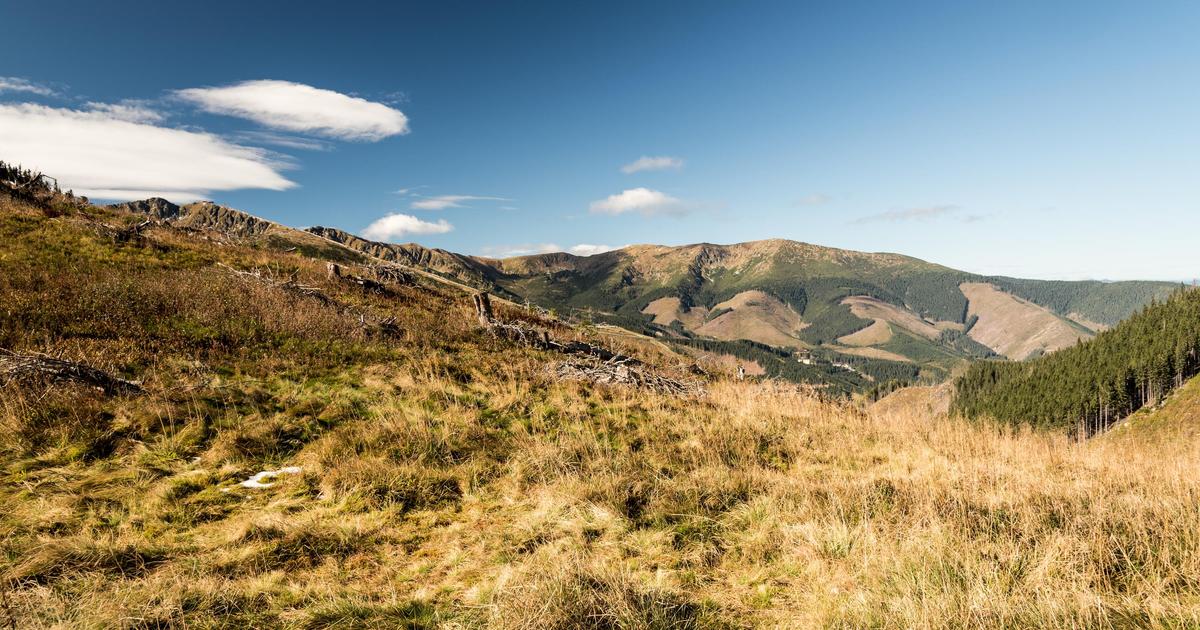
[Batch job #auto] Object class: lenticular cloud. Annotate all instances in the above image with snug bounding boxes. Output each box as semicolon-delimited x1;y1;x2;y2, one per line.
176;80;409;141
0;103;295;201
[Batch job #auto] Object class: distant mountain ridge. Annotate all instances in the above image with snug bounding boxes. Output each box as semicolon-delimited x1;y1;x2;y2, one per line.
105;197;1180;384
463;239;1176;369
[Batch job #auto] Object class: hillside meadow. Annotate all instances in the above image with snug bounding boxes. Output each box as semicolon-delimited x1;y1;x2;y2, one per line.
1;193;1198;628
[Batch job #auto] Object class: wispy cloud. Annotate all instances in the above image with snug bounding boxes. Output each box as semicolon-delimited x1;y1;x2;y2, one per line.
794;194;831;207
361;213;452;241
620;155;684;174
232;130;332;151
84;100;164;124
0;76;55;96
176;80;409;141
589;187;686;216
410;194;509;210
851;205;959;224
0;102;294;201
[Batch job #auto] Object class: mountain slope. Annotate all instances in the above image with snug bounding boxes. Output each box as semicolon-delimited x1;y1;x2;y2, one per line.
960;282;1092;359
295;224;1177;384
109;198;369;264
3;176;1199;627
307;225;508;292
953;287;1200;432
1107;373;1200;446
476;240;1175;370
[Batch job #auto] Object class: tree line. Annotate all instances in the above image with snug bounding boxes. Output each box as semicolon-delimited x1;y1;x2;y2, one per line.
952;286;1200;434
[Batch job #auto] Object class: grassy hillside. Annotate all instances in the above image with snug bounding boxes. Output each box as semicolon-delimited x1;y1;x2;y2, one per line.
1107;373;1200;446
2;179;1200;627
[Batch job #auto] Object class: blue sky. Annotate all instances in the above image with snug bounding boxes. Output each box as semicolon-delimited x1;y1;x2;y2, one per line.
1;1;1197;280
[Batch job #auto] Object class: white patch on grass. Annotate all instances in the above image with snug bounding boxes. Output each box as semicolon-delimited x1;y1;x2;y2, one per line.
239;466;303;489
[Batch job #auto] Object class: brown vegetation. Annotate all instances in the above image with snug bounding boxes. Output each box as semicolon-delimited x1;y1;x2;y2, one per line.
1;193;1198;628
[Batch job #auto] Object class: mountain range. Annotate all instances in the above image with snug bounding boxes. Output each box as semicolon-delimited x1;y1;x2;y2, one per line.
110;197;1180;388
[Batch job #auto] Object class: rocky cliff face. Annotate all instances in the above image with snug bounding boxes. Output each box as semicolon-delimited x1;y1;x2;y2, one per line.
108;198;275;237
108;197;183;220
307;225;502;289
173;202;275;237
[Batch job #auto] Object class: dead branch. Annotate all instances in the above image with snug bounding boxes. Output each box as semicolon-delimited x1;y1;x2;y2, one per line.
0;350;144;396
327;263;393;295
470;291;701;394
85;217;159;245
551;357;704;396
216;262;334;306
370;264;416;286
217;263;405;340
357;314;405;340
473;292;641;361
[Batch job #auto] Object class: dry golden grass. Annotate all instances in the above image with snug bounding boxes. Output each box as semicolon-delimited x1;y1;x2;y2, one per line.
4;370;1198;628
2;195;1199;628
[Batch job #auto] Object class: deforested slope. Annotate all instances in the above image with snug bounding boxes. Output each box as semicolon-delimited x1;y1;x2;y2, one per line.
953;287;1200;432
960;282;1092;359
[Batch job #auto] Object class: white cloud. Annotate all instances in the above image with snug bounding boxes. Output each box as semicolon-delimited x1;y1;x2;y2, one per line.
0;77;54;96
480;243;619;258
84;100;164;123
361;213;453;241
410;194;508;210
851;205;958;224
569;243;617;256
176;80;409;141
480;243;562;257
620;155;684;174
0;103;295;201
589;187;686;216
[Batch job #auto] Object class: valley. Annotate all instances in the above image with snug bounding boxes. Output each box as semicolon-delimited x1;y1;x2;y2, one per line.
310;220;1177;390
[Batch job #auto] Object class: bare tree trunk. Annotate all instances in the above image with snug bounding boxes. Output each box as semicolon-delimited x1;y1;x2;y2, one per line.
473;292;494;327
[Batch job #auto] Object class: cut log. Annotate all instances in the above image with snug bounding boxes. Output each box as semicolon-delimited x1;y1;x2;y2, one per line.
0;350;144;396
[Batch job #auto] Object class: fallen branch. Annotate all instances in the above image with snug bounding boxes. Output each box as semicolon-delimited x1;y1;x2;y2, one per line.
217;263;405;340
0;350;144;396
551;357;704;396
217;262;334;306
357;314;405;340
84;217;160;246
370;264;416;287
471;291;702;394
475;291;636;358
326;263;392;295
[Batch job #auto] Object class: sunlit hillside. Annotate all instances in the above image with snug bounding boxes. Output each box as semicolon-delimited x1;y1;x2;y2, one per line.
2;181;1199;628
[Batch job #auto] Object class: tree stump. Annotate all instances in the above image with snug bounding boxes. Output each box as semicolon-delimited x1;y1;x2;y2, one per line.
327;262;342;279
473;292;495;326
